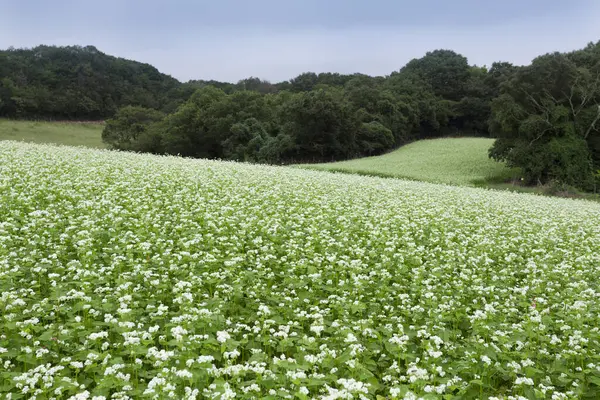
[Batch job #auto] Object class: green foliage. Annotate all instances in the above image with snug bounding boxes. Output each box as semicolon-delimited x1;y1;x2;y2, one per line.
2;141;600;398
452;96;491;133
6;41;599;191
158;87;277;159
2;43;504;168
102;106;164;151
0;45;181;119
288;72;319;92
235;77;276;94
346;76;419;143
357;121;394;156
401;49;470;101
384;72;456;138
279;89;360;161
222;118;269;161
257;133;295;163
160;86;229;158
489;44;600;190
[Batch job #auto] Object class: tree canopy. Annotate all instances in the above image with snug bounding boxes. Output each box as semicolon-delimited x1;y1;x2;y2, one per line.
489;43;600;190
0;45;185;119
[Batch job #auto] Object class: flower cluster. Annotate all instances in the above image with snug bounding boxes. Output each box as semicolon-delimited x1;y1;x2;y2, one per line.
1;141;600;399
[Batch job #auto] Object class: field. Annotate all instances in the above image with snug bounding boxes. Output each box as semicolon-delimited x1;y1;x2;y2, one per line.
299;138;519;186
0;119;105;149
2;142;600;399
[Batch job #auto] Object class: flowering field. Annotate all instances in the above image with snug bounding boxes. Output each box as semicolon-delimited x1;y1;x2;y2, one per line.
298;138;517;186
1;142;600;400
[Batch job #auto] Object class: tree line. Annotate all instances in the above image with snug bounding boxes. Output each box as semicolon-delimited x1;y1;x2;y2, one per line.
1;42;600;191
102;49;500;164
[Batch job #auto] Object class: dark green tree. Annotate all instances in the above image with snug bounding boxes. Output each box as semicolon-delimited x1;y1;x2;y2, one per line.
102;106;165;151
357;121;394;156
160;86;227;158
489;51;600;189
0;45;183;119
401;49;471;101
287;72;319;92
222;118;269;161
278;89;361;161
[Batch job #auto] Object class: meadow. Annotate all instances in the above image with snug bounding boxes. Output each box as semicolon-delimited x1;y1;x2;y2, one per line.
299;138;519;186
0;119;105;149
1;141;600;399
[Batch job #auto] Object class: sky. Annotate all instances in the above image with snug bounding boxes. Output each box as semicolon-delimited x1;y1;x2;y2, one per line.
1;0;599;83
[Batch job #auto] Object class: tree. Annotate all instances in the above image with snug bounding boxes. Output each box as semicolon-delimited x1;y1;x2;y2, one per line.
489;51;600;189
287;72;319;92
235;77;276;94
385;71;450;138
158;87;277;160
448;66;493;135
357;121;394;156
279;89;360;161
485;62;519;98
257;133;295;163
160;86;228;158
401;50;471;101
0;78;16;116
222;118;269;161
102;106;164;151
0;45;183;119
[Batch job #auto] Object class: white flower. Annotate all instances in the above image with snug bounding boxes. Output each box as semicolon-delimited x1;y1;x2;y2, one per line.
258;304;271;315
171;326;188;341
175;369;193;379
515;377;534;386
67;391;89;400
197;355;215;364
217;331;231;343
344;333;358;343
310;325;325;336
88;331;108;340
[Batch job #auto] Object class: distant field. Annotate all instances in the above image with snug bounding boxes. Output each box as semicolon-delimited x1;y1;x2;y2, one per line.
0;119;105;148
299;138;519;186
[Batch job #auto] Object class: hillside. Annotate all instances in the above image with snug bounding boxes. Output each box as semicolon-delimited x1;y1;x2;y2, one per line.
0;119;105;148
1;141;600;398
0;45;185;119
299;138;518;186
2;41;599;191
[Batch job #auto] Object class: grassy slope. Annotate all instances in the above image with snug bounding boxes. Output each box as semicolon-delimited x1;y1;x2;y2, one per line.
299;138;519;186
0;119;106;149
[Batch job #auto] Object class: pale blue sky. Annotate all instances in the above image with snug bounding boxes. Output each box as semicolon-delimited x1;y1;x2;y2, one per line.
1;0;599;82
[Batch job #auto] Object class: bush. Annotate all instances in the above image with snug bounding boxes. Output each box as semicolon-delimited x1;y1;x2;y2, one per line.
357;121;394;156
102;106;164;151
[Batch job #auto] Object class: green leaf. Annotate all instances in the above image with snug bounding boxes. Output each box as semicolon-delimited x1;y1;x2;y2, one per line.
588;376;600;386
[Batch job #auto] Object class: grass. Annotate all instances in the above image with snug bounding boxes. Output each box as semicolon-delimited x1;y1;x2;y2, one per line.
0;119;106;148
298;138;519;186
2;141;600;398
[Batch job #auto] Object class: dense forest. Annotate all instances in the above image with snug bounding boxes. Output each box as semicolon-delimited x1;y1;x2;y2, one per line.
102;49;500;163
1;42;600;190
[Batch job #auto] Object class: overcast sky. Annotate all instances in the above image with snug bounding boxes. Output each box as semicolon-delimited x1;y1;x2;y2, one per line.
1;0;599;83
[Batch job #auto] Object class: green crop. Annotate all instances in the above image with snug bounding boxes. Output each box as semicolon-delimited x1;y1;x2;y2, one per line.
1;142;599;399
